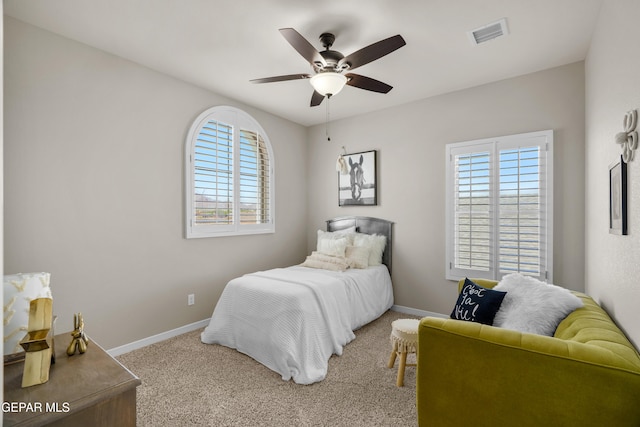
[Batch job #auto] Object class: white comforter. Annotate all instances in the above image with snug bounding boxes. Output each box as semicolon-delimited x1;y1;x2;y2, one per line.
200;265;393;384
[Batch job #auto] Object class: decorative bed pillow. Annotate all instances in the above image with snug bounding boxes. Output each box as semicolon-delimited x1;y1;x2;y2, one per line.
352;233;386;266
450;278;506;325
345;245;370;269
492;273;584;336
316;230;349;257
318;227;356;241
301;252;349;271
334;226;357;235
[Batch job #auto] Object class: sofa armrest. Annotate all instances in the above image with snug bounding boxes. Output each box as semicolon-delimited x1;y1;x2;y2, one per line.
417;317;640;427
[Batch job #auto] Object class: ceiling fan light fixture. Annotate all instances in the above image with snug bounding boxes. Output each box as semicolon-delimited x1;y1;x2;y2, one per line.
310;72;347;96
252;28;405;107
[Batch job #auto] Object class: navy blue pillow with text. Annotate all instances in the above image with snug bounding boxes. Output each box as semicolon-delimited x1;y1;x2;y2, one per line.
450;278;507;325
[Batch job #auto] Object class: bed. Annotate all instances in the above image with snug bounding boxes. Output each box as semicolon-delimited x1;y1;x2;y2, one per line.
201;216;394;384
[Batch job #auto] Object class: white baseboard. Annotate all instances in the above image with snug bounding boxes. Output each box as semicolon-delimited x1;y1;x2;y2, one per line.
391;305;448;319
107;318;210;357
108;306;447;357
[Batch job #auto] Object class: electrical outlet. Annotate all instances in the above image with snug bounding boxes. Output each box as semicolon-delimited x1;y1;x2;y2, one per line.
188;294;195;306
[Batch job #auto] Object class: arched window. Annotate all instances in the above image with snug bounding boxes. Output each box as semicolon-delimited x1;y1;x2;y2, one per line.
185;106;274;238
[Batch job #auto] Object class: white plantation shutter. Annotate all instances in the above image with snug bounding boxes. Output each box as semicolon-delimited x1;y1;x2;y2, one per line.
446;130;553;282
239;130;270;225
453;149;493;272
194;120;233;225
186;106;274;238
498;145;547;276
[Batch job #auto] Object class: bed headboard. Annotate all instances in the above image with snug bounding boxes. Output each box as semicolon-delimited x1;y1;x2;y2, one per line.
326;216;394;274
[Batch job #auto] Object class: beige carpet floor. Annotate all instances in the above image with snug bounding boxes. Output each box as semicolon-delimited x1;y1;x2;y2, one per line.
117;310;419;426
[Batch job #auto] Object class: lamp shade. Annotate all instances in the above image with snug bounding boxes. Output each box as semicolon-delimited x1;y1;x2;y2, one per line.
310;72;347;96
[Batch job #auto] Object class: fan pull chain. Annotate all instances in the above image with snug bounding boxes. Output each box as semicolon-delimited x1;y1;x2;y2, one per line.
326;95;331;142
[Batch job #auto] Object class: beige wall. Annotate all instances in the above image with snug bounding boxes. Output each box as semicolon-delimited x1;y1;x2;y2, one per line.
307;62;586;316
5;16;598;349
3;17;308;349
585;0;640;347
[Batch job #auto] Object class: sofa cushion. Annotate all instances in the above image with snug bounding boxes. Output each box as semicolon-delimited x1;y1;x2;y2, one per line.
450;278;506;325
554;292;640;371
493;273;583;336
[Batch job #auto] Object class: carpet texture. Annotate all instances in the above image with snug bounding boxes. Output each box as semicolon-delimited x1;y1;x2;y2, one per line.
117;310;419;426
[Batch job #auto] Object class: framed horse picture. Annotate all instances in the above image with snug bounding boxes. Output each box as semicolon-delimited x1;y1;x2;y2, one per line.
338;150;377;206
609;155;627;235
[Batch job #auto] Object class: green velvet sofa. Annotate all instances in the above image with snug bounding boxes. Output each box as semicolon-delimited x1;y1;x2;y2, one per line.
417;279;640;427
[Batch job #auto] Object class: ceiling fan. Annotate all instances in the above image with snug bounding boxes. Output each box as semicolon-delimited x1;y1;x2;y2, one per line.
251;28;406;107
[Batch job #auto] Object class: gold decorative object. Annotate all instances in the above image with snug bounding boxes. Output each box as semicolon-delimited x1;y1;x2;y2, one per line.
66;313;88;356
4;272;52;364
20;297;54;388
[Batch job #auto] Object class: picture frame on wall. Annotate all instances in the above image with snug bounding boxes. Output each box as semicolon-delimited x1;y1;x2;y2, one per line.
338;150;377;206
609;155;627;235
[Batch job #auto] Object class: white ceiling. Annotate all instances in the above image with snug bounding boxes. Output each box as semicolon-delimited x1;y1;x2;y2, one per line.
4;0;603;127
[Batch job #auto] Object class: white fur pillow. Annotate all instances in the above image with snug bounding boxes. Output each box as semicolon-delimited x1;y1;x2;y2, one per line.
316;230;351;257
493;273;583;336
317;236;348;257
345;245;370;269
352;233;386;266
317;228;356;244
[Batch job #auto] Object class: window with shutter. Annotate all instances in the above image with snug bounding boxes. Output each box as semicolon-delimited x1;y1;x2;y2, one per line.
194;120;233;226
453;149;492;272
186;106;274;238
239;130;270;225
445;130;553;282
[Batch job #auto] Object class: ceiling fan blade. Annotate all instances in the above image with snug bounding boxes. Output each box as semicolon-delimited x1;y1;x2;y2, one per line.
310;90;325;107
340;34;406;70
279;28;327;68
250;74;311;84
345;73;393;93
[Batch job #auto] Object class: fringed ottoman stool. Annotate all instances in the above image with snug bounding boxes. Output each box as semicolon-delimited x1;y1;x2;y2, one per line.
387;318;419;387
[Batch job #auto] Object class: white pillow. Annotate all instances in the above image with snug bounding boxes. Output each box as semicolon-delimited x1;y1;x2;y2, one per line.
319;227;356;237
352;233;386;266
345;245;370;269
317;229;355;247
301;252;349;271
317;235;348;257
333;226;357;235
492;273;583;336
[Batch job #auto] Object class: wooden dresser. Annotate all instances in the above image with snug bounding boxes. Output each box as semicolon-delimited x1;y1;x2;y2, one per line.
4;333;141;426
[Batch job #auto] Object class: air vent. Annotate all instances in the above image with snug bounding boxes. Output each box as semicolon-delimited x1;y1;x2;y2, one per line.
468;18;509;45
